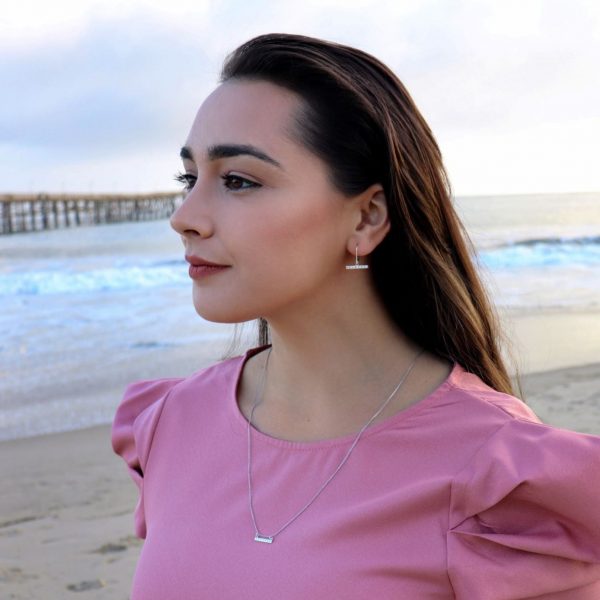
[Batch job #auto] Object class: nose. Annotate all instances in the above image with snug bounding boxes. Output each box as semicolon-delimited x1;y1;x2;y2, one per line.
169;187;214;240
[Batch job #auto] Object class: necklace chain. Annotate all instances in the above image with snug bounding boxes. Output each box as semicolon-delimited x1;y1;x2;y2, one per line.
247;346;424;543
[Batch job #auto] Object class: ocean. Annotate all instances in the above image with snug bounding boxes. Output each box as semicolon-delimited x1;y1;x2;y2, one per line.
1;192;599;441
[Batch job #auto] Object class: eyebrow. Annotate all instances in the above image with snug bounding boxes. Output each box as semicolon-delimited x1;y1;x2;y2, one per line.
180;144;284;170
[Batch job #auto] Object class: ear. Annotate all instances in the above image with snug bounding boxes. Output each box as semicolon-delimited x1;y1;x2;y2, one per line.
347;183;390;258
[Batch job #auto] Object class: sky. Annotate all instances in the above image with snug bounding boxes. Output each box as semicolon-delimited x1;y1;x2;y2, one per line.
1;0;598;196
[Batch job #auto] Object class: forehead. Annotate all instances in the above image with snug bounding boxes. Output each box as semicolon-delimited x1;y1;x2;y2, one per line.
187;79;301;149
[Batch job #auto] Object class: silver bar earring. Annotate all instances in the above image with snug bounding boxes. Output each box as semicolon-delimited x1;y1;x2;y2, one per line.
346;243;369;270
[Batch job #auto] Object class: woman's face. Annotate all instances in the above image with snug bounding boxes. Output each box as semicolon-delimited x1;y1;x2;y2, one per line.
170;79;359;324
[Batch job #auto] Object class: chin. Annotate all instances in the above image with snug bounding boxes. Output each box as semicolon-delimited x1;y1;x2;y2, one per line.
192;300;259;325
191;281;275;324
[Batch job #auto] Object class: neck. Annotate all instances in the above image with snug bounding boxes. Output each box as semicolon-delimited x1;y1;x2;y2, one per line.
253;276;425;432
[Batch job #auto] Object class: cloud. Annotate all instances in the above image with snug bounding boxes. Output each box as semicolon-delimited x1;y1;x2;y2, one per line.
0;14;217;158
0;0;212;51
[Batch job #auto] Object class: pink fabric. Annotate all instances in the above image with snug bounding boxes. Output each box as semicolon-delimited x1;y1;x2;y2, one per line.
111;344;600;599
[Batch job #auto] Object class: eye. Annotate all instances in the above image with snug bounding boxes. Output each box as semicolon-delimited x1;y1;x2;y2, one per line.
173;171;261;193
220;174;261;192
173;171;196;192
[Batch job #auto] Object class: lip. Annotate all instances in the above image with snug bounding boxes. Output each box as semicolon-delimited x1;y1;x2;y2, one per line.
185;254;229;267
188;264;230;280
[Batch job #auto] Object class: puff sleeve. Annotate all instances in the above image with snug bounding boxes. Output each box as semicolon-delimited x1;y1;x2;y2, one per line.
447;418;600;599
111;378;183;539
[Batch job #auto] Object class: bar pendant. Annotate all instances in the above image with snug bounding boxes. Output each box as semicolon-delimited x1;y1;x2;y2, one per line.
254;534;274;544
345;265;369;270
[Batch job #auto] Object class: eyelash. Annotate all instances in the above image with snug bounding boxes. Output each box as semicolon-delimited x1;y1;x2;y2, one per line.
173;171;261;193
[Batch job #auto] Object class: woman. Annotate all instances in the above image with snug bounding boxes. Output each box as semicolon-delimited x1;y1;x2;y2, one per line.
112;33;600;598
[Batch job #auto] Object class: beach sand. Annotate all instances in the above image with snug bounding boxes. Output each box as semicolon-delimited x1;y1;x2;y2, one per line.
2;310;600;599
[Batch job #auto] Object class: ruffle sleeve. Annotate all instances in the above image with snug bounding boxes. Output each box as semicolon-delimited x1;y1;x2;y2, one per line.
447;418;600;599
111;377;183;539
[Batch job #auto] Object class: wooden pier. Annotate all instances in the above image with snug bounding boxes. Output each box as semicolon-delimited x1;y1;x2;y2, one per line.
0;192;184;235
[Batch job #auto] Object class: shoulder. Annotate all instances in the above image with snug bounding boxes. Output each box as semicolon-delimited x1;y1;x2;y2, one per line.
411;362;542;461
113;352;243;429
446;362;539;424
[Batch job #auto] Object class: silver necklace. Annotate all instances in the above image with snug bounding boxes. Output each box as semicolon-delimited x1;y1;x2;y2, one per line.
247;346;425;544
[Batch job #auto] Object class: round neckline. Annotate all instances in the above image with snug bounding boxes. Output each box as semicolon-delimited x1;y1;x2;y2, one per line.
229;343;461;450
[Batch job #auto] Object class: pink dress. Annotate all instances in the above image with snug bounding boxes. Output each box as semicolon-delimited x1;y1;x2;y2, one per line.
111;344;600;599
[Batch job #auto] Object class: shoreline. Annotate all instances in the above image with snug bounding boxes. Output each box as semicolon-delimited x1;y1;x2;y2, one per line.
2;306;600;443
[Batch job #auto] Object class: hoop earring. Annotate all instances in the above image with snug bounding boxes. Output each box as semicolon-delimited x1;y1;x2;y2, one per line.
345;243;369;270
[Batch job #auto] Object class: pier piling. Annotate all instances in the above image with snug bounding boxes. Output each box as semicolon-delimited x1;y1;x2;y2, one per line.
0;192;184;234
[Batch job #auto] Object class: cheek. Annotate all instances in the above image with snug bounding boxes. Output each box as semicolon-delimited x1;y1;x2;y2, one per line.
244;196;344;284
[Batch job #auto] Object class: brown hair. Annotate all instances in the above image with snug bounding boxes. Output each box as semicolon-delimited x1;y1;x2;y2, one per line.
218;33;524;399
